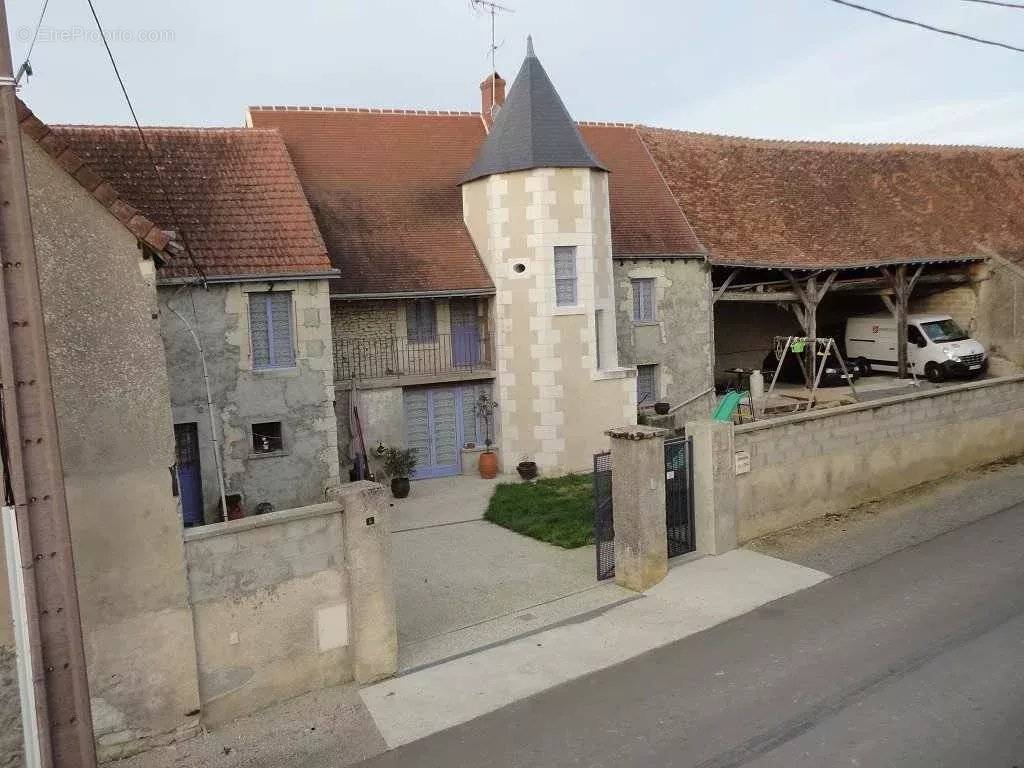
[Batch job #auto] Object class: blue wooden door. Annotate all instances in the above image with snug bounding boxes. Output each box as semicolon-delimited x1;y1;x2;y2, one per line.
450;299;480;367
404;387;463;479
174;423;204;526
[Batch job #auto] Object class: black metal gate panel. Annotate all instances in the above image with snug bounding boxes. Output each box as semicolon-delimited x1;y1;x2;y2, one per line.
664;436;696;558
593;450;614;580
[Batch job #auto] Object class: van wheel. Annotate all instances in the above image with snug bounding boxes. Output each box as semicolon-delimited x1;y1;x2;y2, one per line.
855;358;872;377
924;362;944;383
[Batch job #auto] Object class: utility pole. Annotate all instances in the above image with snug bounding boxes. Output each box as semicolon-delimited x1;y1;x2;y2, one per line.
0;1;97;765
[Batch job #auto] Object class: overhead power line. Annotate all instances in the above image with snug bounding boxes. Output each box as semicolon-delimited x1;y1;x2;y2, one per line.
961;0;1024;9
16;0;51;83
827;0;1024;54
83;0;208;284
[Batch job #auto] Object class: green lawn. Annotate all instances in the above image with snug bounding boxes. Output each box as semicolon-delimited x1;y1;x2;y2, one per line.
484;473;594;548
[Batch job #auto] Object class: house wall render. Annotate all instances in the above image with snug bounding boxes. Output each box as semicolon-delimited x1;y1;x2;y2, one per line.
182;481;396;726
732;375;1024;542
0;138;202;761
463;167;636;474
976;256;1024;367
184;503;351;727
614;258;715;423
160;280;339;519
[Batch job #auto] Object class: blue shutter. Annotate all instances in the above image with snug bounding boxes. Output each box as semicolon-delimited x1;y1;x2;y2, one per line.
249;294;271;368
250;292;295;369
268;293;295;367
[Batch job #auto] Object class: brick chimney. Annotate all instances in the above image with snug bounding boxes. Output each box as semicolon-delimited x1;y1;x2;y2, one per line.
480;73;506;131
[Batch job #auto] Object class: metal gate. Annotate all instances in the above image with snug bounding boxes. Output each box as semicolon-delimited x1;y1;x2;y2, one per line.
593;450;614;580
664;436;696;558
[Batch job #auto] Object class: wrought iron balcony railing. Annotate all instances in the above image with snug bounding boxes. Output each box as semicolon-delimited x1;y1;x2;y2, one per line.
334;332;494;381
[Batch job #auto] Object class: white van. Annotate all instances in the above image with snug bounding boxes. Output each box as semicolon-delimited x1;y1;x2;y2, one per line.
845;313;987;382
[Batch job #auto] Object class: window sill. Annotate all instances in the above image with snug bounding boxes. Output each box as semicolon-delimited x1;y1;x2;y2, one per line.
251;366;300;378
633;321;659;327
552;305;586;316
248;450;290;460
592;366;635;381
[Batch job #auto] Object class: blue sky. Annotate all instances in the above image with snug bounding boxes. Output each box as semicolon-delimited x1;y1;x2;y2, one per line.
11;0;1024;145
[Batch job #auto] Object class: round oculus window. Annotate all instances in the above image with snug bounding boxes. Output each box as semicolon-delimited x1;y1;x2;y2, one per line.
512;262;527;274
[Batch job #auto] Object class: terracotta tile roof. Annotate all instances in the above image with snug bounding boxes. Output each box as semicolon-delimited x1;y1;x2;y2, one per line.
638;127;1018;270
580;124;703;257
247;107;494;296
17;100;169;252
246;109;705;295
51;124;331;280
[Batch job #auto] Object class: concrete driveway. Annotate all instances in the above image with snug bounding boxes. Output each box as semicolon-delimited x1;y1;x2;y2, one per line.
388;476;632;671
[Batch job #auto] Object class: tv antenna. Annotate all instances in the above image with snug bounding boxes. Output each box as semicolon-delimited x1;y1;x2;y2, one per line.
470;0;515;117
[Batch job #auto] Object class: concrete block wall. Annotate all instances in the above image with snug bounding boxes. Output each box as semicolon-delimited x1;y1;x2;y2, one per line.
183;503;352;726
733;375;1024;542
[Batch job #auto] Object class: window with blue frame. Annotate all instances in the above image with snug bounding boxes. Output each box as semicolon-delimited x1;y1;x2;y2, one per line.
406;300;437;343
249;292;296;369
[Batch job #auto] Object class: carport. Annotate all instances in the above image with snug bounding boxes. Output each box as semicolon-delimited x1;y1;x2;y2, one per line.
712;258;982;394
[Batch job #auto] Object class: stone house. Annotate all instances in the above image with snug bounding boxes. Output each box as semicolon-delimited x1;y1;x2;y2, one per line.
250;39;716;478
1;101;201;762
54;126;341;522
242;36;1024;478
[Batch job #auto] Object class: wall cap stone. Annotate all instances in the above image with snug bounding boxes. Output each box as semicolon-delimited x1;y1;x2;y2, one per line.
606;425;668;440
183;501;342;542
735;374;1024;435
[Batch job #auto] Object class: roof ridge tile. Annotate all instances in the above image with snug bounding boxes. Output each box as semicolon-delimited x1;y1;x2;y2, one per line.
17;100;169;251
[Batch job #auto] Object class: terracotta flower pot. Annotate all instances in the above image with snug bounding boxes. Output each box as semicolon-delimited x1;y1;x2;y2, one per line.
478;450;498;479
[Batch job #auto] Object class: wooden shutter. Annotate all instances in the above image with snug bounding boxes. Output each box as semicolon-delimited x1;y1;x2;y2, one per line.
249;293;271;368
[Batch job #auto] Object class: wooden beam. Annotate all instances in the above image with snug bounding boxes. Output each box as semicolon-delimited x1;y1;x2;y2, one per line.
712;268;740;304
716;270;970;302
716;291;800;302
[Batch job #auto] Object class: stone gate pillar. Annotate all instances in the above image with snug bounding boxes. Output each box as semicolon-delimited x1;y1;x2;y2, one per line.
607;425;668;592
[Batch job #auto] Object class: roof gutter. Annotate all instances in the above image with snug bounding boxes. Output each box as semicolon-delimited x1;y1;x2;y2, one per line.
709;256;985;271
613;251;707;261
330;288;496;300
158;269;340;286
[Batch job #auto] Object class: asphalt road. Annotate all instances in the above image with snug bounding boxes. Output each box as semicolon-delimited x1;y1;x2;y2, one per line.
359;501;1024;768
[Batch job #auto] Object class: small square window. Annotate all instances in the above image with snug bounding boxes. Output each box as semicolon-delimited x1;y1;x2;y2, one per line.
252;422;284;454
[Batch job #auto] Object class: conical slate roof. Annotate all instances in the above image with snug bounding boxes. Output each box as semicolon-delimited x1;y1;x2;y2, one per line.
461;37;606;183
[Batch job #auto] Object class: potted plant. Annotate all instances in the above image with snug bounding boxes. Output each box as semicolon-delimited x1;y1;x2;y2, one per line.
654;401;671;415
382;446;417;499
474;392;499;479
516;456;538;481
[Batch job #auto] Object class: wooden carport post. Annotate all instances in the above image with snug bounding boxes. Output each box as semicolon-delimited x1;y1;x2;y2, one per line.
880;264;924;379
783;270;838;384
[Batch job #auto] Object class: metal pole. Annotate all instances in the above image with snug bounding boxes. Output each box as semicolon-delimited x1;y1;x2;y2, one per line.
164;292;229;522
0;1;96;763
